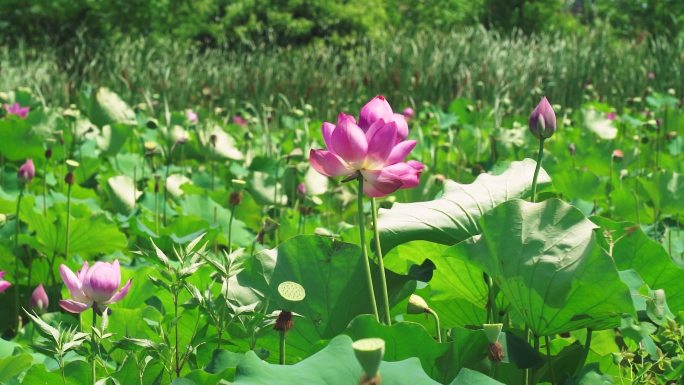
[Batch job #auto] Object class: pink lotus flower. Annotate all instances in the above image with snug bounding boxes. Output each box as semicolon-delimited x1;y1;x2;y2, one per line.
606;112;617;120
233;115;247;126
529;97;556;139
17;159;35;182
612;149;624;160
403;107;414;120
310;95;424;197
59;260;132;313
0;271;10;293
4;103;29;119
30;284;49;313
186;109;198;124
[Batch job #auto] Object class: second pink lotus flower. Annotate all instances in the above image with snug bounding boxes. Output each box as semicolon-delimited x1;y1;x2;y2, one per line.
59;260;132;313
310;96;424;197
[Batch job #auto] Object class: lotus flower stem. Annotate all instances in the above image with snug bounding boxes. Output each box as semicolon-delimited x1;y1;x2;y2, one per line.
227;205;236;254
357;177;379;322
91;308;97;385
530;138;545;203
370;197;391;325
43;161;48;215
174;294;180;377
65;182;73;258
545;335;556;385
279;330;286;365
13;188;25;331
426;308;441;343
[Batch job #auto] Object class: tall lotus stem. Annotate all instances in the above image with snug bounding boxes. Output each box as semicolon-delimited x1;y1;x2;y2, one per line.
545;335;556;385
13;188;24;331
210;134;217;191
370;198;391;325
91;309;97;385
64;160;79;259
357;177;379;322
531;138;545;203
427;308;441;343
229;180;246;254
576;329;593;376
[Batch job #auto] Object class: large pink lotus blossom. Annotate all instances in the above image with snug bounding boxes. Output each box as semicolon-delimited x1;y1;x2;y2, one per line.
186;109;198;124
0;271;10;293
310;95;424;197
4;103;29;119
59;260;132;313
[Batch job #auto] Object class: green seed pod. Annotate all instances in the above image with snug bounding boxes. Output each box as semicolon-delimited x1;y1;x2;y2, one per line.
407;294;429;314
353;338;385;379
483;323;503;344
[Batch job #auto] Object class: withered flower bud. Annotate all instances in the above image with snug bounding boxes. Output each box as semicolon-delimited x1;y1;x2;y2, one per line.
229;191;242;206
488;341;504;362
274;310;293;332
65;172;75;185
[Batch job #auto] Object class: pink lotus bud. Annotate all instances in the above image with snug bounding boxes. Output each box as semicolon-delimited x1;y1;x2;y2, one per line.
4;103;29;119
402;107;414;120
186;110;198;124
17;159;35;182
233;115;247;126
0;271;10;293
612;149;624;161
297;183;307;197
528;97;556;139
606;112;617;121
58;260;132;313
30;284;49;313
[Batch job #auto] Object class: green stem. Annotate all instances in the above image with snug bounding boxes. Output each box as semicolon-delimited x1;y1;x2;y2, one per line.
279;330;286;365
370;198;391;325
531;138;545;203
174;293;180;378
545;335;556;385
427;308;441;343
65;182;73;258
91;309;97;385
14;188;25;332
228;204;236;254
43;161;48;215
357;177;379;322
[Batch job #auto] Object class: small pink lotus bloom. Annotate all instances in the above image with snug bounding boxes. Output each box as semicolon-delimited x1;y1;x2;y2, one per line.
59;260;132;313
186;109;198;124
606;112;617;120
403;107;414;120
0;271;10;293
31;284;49;313
528;97;556;139
4;103;29;119
310;95;425;197
612;149;624;160
233;115;247;126
17;159;35;182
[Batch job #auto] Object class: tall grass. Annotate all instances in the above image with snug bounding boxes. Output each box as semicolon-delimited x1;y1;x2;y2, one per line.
1;27;681;118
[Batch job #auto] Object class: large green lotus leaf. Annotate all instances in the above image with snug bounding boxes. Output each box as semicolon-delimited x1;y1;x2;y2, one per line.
96;123;135;157
0;353;32;382
0;118;46;161
179;194;253;247
466;199;633;336
428;238;488;327
21;204;127;257
89;87;136;127
638;171;684;217
227;235;414;361
21;361;89;385
232;335;440;385
377;159;551;252
343;315;489;384
449;368;505;385
107;175;142;214
592;217;684;312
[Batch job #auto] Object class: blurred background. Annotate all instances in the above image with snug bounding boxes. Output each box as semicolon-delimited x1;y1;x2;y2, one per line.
0;0;682;116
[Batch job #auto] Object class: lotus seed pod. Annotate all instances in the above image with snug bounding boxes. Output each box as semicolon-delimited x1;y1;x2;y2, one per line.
353;338;385;379
278;281;306;302
231;179;247;192
483;323;503;343
407;294;429;314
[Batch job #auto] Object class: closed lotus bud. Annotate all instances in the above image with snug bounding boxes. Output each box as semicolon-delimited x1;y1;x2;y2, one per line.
612;149;624;161
528;97;557;140
209;134;217;146
229;191;242;206
65;172;75;185
568;143;576;156
274;310;293;332
30;284;49;313
296;183;307;197
403;107;414;120
488;341;505;362
407;294;430;314
17;159;35;182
